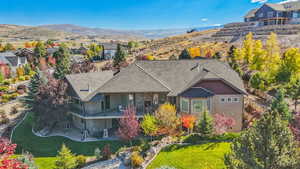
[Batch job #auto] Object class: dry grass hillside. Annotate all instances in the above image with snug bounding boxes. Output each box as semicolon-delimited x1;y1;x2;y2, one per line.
130;29;232;60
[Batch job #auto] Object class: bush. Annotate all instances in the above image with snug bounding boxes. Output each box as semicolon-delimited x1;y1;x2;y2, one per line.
3;79;10;85
94;148;102;160
0;86;9;92
11;93;19;99
18;76;26;81
0;113;9;125
0;98;9;104
131;151;144;168
24;75;31;80
102;144;112;160
76;155;86;168
182;133;240;144
10;106;18;115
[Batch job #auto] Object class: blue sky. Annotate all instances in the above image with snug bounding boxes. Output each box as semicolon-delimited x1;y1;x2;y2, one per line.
0;0;292;30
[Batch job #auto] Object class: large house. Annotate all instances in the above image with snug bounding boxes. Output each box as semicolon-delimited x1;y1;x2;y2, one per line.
245;1;300;26
66;60;246;137
0;51;28;74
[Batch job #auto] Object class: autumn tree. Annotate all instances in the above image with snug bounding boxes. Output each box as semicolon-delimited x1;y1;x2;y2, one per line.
224;110;299;169
53;43;71;79
54;144;77;169
3;43;15;51
86;43;102;61
155;103;180;135
181;115;196;134
0;138;28;169
249;40;266;71
277;48;300;84
33;41;47;66
116;106;140;145
141;114;158;139
213;113;236;135
234;32;254;64
113;44;127;67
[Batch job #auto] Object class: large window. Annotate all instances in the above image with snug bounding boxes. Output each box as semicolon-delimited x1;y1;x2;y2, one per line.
180;98;189;113
192;99;208;114
267;11;274;18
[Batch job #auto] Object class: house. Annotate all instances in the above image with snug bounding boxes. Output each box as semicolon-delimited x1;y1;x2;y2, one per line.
0;51;27;68
101;43;118;60
245;1;300;25
66;60;247;137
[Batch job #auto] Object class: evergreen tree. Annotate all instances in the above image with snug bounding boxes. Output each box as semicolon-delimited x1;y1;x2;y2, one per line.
286;79;300;112
54;44;71;79
113;44;126;66
224;110;299;169
271;88;291;121
23;68;45;110
54;144;77;169
179;49;191;60
198;110;213;136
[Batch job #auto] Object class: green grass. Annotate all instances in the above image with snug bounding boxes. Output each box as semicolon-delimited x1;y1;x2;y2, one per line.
11;112;138;169
147;142;231;169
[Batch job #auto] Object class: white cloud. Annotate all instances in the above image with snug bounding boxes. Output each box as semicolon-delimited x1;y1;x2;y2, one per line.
251;0;267;3
201;18;208;22
213;24;222;27
279;0;299;4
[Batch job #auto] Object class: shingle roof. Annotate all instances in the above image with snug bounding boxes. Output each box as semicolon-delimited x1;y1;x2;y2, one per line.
180;87;214;98
66;71;114;101
245;8;258;18
66;60;246;101
265;3;286;11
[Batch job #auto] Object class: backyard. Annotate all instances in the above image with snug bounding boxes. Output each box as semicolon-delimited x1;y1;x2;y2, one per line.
11;112;137;169
147;142;231;169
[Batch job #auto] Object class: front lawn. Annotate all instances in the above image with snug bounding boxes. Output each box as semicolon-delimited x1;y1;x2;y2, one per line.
147;142;231;169
11;112;138;168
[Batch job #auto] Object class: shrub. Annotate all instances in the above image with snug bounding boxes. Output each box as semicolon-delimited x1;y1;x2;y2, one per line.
94;148;102;160
131;151;144;168
182;133;240;144
155;103;180;135
197;110;213;136
18;76;26;81
24;75;31;80
76;155;86;168
0;113;10;125
54;144;78;169
3;80;10;85
0;98;9;104
0;86;9;92
10;106;18;115
102;144;112;160
11;93;19;99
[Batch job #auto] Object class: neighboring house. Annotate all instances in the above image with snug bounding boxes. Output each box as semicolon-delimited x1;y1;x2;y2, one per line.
70;46;87;55
66;60;247;136
101;43;118;60
0;51;27;69
245;1;300;25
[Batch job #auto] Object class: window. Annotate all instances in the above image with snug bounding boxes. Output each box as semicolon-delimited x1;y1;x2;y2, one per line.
220;97;226;103
227;97;232;103
129;94;134;105
180;98;189;113
233;97;240;103
258;13;264;18
153;94;159;105
267;11;274;18
192;99;206;113
105;95;110;110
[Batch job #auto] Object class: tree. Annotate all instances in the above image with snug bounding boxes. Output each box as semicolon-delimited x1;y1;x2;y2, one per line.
277;48;300;84
249;72;267;91
141;114;158;139
290;112;300;142
113;44;126;67
155;103;180;134
198;110;213;136
213;113;236;135
181;115;196;133
250;40;266;71
271;88;291;121
116;106;139;145
286;79;300;112
224;110;299;169
54;144;77;169
179;49;191;60
34;41;47;59
0;138;28;169
53;44;71;79
85;43;102;61
3;43;15;51
101;144;112;160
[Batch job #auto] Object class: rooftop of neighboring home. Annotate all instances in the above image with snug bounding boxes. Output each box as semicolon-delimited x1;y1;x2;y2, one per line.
101;43;118;50
245;1;300;18
66;59;247;102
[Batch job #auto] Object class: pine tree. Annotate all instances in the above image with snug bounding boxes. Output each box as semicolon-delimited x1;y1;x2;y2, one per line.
54;144;77;169
54;44;71;79
271;88;291;121
113;44;126;67
198;110;213;136
286;79;300;112
179;49;191;60
224;110;299;169
23;68;45;110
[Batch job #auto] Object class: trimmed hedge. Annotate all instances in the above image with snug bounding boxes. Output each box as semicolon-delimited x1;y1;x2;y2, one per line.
181;132;240;144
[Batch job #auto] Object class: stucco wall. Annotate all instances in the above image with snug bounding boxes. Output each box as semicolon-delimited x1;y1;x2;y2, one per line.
86;119;112;134
212;95;244;132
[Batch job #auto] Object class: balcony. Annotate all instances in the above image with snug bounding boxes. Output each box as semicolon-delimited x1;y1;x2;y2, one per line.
69;104;156;120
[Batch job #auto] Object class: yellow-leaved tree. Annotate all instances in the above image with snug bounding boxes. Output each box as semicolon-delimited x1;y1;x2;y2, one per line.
250;40;266;71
